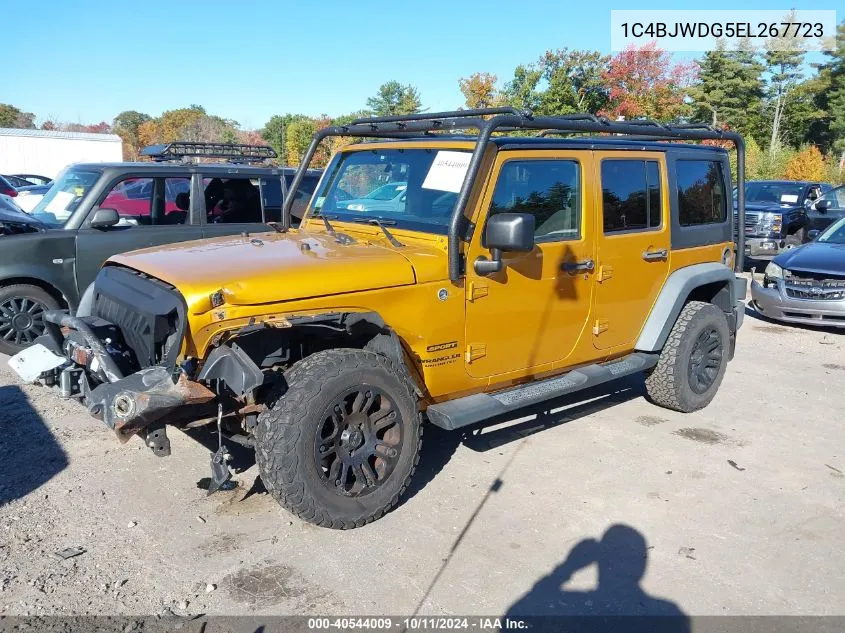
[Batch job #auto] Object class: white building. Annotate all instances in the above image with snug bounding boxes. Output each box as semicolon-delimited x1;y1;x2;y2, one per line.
0;128;123;179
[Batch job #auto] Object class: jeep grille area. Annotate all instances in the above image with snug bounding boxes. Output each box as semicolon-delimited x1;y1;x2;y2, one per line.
91;266;187;368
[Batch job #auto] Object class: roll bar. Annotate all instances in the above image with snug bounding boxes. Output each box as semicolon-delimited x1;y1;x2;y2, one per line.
281;109;746;279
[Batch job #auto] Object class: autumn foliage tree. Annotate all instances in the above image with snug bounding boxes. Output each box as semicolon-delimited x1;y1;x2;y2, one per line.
783;145;828;181
601;42;696;121
459;73;502;109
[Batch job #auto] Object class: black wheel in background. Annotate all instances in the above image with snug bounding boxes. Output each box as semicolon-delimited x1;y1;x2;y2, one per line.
0;285;60;355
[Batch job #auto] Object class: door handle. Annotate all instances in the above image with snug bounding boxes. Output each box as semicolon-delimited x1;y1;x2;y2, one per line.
562;259;595;274
642;248;668;262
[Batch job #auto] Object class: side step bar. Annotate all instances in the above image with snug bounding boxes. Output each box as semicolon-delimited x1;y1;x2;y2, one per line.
426;352;659;431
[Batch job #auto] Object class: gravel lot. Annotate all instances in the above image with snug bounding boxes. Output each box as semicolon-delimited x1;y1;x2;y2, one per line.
1;286;843;618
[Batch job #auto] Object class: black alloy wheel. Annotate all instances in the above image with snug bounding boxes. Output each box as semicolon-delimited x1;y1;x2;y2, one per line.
315;385;403;497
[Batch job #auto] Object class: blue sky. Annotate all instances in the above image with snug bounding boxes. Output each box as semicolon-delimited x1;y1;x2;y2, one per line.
2;0;839;130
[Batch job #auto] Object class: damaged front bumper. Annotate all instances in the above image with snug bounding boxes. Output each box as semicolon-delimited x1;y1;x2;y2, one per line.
750;280;845;328
86;367;215;441
7;310;216;442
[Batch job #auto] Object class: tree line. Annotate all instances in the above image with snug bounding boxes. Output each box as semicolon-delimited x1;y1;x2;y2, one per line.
1;19;842;183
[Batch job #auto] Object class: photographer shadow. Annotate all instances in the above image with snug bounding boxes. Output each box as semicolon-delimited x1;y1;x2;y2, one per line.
505;524;689;633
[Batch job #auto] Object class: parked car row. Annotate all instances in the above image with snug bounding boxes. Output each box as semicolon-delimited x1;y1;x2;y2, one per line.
0;173;53;211
735;179;844;259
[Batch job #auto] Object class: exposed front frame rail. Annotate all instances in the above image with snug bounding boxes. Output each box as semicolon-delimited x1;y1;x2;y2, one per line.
281;109;746;279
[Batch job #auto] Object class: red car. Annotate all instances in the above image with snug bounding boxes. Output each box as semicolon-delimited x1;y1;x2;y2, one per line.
101;177;190;217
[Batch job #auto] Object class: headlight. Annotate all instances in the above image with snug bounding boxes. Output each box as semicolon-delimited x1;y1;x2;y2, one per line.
764;261;784;279
346;203;365;211
761;212;782;228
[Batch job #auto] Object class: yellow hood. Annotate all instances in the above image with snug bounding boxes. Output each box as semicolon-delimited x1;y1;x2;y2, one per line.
108;230;435;310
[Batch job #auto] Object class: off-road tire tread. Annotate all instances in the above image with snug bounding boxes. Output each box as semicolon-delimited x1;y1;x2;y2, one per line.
645;300;729;413
254;348;421;529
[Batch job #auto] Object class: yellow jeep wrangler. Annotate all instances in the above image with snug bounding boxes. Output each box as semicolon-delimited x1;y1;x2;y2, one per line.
9;108;749;529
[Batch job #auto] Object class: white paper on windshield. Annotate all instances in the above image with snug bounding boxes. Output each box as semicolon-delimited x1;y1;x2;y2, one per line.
422;151;471;193
781;194;799;204
45;191;75;213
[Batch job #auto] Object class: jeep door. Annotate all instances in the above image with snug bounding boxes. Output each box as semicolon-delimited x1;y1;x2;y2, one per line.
464;151;596;379
74;174;203;291
591;152;670;350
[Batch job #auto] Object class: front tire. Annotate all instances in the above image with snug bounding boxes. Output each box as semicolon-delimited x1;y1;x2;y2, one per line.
255;349;421;529
0;284;60;355
645;301;730;413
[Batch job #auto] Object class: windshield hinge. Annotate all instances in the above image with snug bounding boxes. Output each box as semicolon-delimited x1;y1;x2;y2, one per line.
462;219;476;242
465;343;487;363
466;282;488;302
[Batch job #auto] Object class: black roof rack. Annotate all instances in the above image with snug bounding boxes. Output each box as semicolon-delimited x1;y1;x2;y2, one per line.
282;108;746;278
140;142;277;164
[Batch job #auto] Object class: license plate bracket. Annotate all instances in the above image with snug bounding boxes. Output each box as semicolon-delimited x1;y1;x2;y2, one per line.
7;343;67;382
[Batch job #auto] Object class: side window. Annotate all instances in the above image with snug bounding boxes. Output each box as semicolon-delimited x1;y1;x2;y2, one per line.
100;177;153;226
601;160;662;233
676;160;727;226
261;177;282;222
489;159;581;241
818;186;845;210
203;176;263;223
163;178;190;225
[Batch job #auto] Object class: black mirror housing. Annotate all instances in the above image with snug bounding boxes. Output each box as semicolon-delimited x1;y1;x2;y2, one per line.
90;207;120;229
816;199;831;213
483;213;535;252
807;229;821;240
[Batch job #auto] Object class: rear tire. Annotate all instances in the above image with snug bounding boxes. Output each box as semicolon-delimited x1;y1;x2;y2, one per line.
645;301;730;413
254;349;421;529
0;284;60;355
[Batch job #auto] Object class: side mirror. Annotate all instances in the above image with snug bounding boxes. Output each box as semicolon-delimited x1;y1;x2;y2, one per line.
815;199;831;213
475;212;536;275
89;207;120;229
808;229;821;240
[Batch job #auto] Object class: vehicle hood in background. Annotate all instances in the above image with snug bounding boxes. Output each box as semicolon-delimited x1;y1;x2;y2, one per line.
774;242;845;277
0;205;46;234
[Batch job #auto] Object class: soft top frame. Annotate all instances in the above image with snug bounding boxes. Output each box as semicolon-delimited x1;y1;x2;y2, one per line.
281;107;746;279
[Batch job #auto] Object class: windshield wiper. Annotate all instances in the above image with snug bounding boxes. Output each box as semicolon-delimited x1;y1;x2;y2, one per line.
348;217;404;247
311;212;356;244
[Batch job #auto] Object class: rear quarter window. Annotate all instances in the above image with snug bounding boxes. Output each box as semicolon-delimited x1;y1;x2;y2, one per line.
676;160;727;226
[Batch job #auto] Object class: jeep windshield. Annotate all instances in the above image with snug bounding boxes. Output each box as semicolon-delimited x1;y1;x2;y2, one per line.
30;168;101;227
308;148;471;235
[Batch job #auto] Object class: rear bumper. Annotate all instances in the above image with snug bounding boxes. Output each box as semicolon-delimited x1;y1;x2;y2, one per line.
750;281;845;328
733;276;748;329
